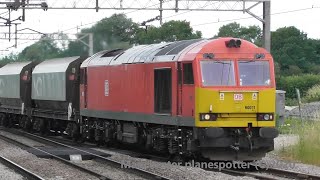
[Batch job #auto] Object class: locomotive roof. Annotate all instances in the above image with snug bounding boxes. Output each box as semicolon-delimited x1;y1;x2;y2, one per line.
33;56;80;74
82;39;204;67
0;61;32;75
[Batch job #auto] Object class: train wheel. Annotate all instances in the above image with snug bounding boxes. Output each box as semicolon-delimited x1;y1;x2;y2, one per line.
2;115;9;127
46;120;54;136
172;154;186;164
0;114;5;126
39;119;47;135
6;115;13;128
24;118;32;132
51;120;60;136
19;116;26;129
71;123;80;142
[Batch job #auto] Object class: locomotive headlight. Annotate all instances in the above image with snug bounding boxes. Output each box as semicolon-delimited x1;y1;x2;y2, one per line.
257;113;274;121
200;113;218;121
225;39;242;48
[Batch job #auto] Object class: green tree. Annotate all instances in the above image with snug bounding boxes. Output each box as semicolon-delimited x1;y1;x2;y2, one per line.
135;26;161;44
18;37;61;61
159;20;202;42
215;22;262;45
271;26;320;75
0;53;19;66
134;20;202;44
64;13;140;56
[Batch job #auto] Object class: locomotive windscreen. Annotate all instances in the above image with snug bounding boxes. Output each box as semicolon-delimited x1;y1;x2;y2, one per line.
200;60;235;86
200;60;271;87
238;60;270;86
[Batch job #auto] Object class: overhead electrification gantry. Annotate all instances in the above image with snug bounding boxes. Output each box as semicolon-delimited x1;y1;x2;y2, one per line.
0;0;271;51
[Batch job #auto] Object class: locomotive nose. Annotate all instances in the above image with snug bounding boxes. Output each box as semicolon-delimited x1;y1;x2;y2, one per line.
196;88;276;128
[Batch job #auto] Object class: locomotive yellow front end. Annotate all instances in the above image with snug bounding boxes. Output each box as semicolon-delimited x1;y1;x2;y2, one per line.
195;38;279;161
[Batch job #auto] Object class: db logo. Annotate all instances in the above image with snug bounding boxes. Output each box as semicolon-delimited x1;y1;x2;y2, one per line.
234;94;243;101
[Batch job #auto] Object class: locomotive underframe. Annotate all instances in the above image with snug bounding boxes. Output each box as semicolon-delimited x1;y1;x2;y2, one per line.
78;116;276;161
80;116;197;156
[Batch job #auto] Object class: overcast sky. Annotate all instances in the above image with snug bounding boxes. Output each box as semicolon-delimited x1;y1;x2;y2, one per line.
0;0;319;56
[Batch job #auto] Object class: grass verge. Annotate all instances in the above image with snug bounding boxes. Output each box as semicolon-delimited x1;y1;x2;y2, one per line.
278;120;320;166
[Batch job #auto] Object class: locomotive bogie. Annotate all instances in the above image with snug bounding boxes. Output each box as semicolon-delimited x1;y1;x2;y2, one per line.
79;117;197;156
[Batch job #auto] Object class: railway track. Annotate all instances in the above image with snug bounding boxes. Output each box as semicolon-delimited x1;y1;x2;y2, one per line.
0;128;171;180
214;164;320;180
218;168;278;180
2;127;320;180
0;155;45;180
258;167;320;180
43;133;320;180
0;132;111;180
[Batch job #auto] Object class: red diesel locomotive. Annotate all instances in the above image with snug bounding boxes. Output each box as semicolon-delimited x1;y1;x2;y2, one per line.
79;38;278;160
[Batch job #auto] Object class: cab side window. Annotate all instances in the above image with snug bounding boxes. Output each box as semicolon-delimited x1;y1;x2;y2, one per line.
183;63;194;84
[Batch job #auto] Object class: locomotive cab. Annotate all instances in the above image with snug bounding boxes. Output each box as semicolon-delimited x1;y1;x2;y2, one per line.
194;38;279;160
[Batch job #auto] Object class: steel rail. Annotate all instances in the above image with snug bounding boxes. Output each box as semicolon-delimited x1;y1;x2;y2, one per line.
260;167;320;180
219;164;320;180
207;168;278;180
0;155;45;180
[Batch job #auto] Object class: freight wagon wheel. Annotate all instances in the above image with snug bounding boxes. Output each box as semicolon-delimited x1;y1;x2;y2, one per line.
5;115;13;128
19;116;27;129
18;117;23;128
52;120;61;135
39;119;47;136
2;115;9;127
24;118;32;132
71;123;80;143
0;114;5;126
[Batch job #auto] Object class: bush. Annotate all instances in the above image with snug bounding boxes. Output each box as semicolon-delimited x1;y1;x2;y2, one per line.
303;84;320;102
277;74;320;99
285;98;298;106
279;121;320;165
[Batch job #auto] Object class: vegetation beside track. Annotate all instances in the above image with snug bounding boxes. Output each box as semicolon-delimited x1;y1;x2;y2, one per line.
277;119;320;166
